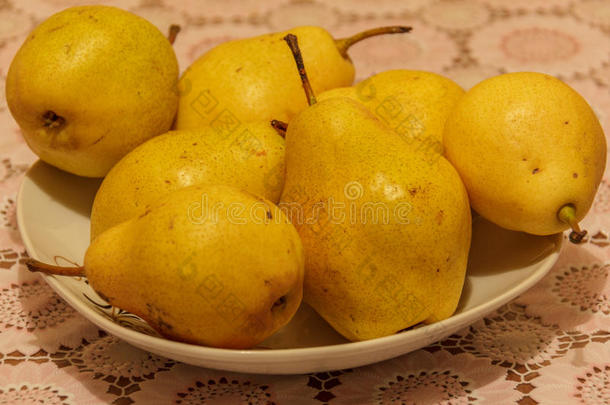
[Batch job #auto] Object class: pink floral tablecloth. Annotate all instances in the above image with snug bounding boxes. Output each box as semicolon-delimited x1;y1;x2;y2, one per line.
1;0;609;404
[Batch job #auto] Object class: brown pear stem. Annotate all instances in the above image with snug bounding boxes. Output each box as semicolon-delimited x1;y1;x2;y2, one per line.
270;120;288;138
25;258;85;277
283;34;317;106
557;204;587;244
168;24;181;45
335;26;412;58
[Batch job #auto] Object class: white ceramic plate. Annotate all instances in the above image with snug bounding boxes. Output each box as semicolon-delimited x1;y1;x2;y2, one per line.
17;160;562;374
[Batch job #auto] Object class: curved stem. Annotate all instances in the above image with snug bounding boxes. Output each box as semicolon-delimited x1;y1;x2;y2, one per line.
270;120;288;138
335;26;412;58
168;24;181;45
557;204;587;244
25;258;85;277
283;34;317;106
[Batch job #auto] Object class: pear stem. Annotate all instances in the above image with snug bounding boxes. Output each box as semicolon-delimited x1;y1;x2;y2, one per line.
270;120;288;138
557;204;587;244
24;258;85;277
283;34;317;106
335;26;412;58
168;24;181;45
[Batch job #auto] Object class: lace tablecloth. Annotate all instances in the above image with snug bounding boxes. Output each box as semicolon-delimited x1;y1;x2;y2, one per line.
1;0;609;403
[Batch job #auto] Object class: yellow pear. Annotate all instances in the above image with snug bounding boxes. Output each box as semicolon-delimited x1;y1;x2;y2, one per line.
175;25;410;130
318;70;464;155
443;72;607;241
6;6;179;177
28;184;305;349
90;121;285;240
279;35;471;341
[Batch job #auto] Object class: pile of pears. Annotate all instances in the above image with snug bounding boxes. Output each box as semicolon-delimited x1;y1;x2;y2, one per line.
10;6;606;349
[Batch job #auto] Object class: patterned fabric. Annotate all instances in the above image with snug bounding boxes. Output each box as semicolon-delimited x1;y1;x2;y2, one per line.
1;0;609;403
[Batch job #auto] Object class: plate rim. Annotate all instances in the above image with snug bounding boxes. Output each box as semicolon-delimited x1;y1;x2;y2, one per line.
15;162;563;371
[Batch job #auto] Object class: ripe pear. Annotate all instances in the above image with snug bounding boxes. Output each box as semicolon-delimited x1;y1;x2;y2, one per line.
6;6;179;177
90;121;285;240
279;35;471;341
175;25;410;130
27;184;305;349
318;70;464;153
443;72;607;241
